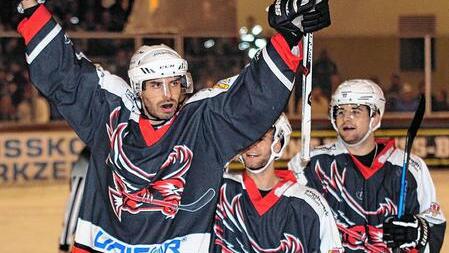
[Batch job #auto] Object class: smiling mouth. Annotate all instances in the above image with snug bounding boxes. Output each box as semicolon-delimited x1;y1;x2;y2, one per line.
246;153;259;158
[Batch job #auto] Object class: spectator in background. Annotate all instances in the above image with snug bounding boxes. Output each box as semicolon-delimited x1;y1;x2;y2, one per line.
112;48;131;81
7;81;22;107
432;89;449;111
313;49;338;99
388;73;401;94
0;94;16;121
81;10;98;31
330;73;342;93
109;0;135;31
17;84;50;123
311;86;330;117
391;82;420;112
385;73;402;111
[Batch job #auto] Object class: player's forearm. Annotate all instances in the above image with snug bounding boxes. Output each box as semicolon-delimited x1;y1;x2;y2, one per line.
21;0;38;9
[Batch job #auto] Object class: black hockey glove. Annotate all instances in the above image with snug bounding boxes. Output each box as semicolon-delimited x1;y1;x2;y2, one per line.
383;214;430;250
301;0;331;33
17;0;45;16
268;0;316;47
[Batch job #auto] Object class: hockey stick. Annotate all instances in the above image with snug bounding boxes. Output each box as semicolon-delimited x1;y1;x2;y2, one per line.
299;33;313;166
397;95;425;218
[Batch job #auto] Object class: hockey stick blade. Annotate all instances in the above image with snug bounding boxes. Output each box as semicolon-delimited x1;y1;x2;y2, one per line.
397;94;425;218
405;95;426;155
179;188;216;212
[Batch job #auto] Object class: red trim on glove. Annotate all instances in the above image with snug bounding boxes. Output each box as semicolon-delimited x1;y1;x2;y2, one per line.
270;33;303;71
17;5;52;45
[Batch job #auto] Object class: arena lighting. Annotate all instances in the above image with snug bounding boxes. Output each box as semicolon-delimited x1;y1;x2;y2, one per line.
70;17;80;25
203;39;215;49
238;24;267;58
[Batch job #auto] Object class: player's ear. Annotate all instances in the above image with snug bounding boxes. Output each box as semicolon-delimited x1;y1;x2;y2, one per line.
273;140;282;153
371;111;381;129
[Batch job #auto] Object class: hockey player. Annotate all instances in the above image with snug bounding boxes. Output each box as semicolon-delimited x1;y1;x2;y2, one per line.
17;0;330;252
289;79;446;252
59;147;90;253
212;114;343;252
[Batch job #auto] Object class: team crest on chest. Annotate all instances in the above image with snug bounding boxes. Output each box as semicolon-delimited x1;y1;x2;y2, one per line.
105;107;214;220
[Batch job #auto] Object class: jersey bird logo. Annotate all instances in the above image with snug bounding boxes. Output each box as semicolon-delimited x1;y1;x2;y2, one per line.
105;107;214;220
314;160;394;252
214;184;304;253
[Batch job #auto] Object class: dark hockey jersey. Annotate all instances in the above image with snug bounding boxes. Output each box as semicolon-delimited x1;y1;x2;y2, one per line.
211;170;343;253
289;138;446;253
18;5;302;252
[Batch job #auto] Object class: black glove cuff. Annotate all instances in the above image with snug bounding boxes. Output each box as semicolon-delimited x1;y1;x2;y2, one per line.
23;5;40;18
282;30;303;49
17;1;44;17
417;216;429;249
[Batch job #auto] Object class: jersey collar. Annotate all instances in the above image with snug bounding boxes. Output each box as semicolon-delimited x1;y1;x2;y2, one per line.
349;138;396;180
243;170;297;216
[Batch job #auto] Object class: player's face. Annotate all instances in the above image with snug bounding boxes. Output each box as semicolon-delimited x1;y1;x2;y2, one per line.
140;76;183;120
335;104;372;144
242;130;280;170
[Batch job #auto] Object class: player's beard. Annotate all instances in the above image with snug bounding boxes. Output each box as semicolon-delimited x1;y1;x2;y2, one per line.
244;156;270;171
143;99;179;122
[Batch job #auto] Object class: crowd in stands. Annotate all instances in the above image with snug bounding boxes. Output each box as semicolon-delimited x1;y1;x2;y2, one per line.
0;0;134;32
0;0;447;123
0;34;248;123
2;40;448;123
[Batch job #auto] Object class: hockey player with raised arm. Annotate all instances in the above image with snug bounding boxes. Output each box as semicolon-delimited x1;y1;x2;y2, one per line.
289;79;446;252
212;114;343;253
16;0;330;252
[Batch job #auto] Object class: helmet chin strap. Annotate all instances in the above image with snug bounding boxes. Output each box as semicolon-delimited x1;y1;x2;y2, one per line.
339;117;378;148
244;141;280;174
138;99;168;126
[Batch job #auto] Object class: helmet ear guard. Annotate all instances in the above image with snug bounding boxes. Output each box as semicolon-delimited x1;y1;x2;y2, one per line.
271;113;292;160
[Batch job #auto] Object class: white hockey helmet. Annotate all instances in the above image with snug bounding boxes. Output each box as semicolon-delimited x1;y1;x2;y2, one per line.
128;44;193;95
245;113;292;174
330;79;386;146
